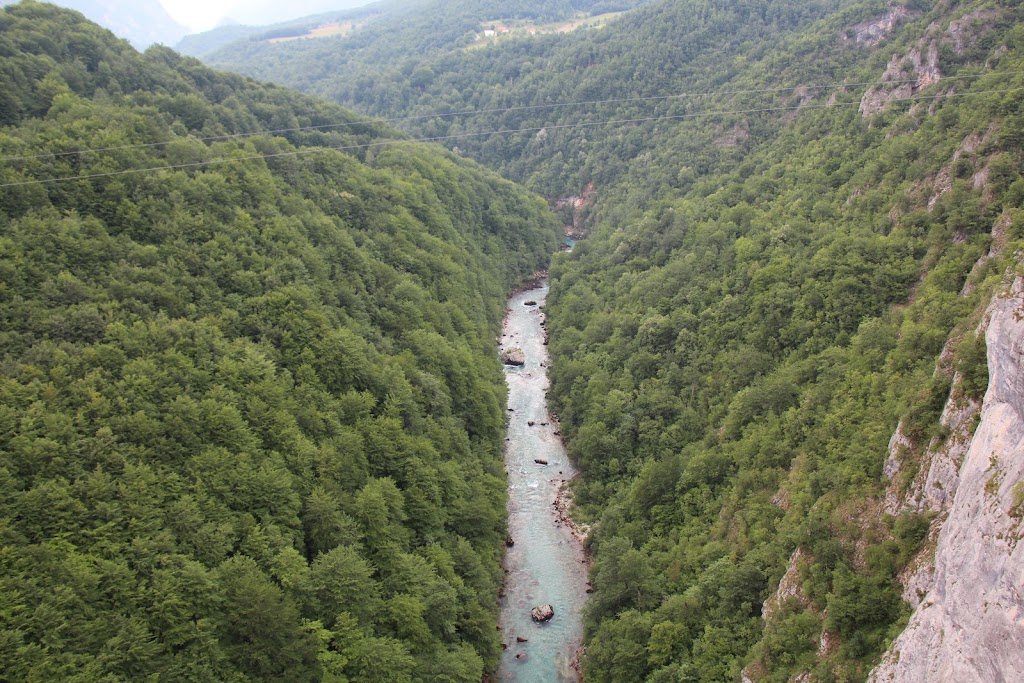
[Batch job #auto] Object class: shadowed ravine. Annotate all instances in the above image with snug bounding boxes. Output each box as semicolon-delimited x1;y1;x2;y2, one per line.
496;282;589;682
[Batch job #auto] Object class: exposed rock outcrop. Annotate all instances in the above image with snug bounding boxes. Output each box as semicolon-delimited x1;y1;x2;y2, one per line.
859;7;1002;118
762;547;812;622
860;43;942;117
881;390;980;521
714;122;750;148
742;547;822;682
554;479;590;545
908;126;1001;215
869;277;1024;683
953;126;996;162
841;5;913;47
947;10;998;55
555;182;596;238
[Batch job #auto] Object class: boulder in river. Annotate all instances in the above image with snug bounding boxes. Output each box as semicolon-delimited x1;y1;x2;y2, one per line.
501;347;526;366
516;636;529;643
524;300;537;306
534;459;548;465
531;604;555;622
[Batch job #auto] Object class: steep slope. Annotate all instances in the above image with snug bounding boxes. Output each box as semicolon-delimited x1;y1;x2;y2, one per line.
539;2;1024;681
0;3;560;681
870;277;1024;682
207;0;1024;680
79;0;1024;679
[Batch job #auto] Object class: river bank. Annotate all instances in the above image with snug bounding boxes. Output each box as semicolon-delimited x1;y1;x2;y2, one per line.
495;281;589;682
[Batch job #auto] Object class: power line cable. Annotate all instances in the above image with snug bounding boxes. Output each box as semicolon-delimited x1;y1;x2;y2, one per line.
2;87;1020;189
0;72;1011;163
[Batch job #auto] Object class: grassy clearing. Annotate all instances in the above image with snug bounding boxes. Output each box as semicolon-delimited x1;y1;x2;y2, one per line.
467;11;626;49
267;19;370;44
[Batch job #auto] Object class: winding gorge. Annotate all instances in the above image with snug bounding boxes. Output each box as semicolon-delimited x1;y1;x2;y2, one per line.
2;0;1024;681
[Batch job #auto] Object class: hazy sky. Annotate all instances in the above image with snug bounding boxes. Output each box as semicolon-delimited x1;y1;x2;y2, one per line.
159;0;239;32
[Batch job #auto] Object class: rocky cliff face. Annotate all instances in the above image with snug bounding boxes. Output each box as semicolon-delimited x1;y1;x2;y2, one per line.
857;7;1002;118
869;276;1024;683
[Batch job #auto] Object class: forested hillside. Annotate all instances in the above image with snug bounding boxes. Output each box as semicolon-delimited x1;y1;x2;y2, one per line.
0;2;560;681
204;0;1024;680
546;6;1024;675
0;0;188;47
202;0;653;99
205;0;860;199
536;2;1021;682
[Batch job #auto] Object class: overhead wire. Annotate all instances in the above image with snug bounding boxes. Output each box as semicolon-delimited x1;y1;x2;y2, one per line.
0;71;1011;164
2;86;1021;189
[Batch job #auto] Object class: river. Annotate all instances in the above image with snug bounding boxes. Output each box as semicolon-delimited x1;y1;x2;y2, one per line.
496;281;589;682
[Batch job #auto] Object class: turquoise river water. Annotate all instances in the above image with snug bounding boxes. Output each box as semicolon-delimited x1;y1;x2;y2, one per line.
496;283;589;682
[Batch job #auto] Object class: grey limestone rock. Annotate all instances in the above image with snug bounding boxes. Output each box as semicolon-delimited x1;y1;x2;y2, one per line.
869;277;1024;683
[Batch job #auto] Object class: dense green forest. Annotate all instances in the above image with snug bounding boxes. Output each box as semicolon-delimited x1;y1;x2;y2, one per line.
0;2;561;680
540;3;1023;681
204;0;859;199
6;0;1024;681
205;0;1024;680
201;0;654;96
540;2;1023;682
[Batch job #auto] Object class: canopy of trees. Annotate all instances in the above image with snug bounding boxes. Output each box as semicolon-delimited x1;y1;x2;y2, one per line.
0;2;560;680
203;0;654;116
206;0;1024;679
541;3;1023;682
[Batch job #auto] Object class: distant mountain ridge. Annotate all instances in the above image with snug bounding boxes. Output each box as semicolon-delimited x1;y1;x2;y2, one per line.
175;0;403;58
0;0;188;47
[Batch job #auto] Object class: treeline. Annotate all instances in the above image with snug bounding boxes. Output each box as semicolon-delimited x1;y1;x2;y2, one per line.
206;0;1024;679
0;2;560;681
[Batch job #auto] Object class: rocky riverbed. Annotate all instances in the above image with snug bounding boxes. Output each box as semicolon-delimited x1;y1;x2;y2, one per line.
496;282;589;682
